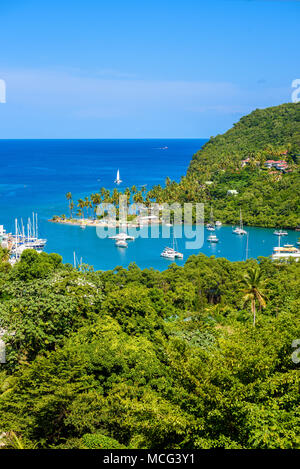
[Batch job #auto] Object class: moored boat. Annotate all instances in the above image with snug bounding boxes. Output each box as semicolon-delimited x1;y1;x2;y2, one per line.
207;234;219;243
206;207;216;231
274;229;288;236
272;245;300;261
160;227;183;259
109;232;135;241
115;239;128;248
233;209;247;235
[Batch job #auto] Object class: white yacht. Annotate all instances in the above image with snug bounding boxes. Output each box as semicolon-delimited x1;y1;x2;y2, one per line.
109;232;135;241
207;234;219;243
233;209;247;235
115;239;128;248
160;228;183;259
160;247;176;259
274;229;288;236
272;245;300;261
215;221;222;227
114;169;122;184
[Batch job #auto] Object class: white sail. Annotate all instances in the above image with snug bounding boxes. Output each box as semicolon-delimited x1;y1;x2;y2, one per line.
114;169;122;184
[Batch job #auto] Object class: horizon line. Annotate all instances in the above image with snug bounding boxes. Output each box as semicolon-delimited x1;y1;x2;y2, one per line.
0;137;208;141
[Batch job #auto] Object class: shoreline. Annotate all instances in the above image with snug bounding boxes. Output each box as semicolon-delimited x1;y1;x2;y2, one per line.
48;217;300;231
49;217;162;228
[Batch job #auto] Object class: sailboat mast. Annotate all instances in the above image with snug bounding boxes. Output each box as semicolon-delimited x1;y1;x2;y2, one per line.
32;212;35;239
172;226;175;251
15;218;18;259
21;218;25;240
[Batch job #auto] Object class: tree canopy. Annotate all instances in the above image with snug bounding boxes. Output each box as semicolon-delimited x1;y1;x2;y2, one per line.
0;250;299;449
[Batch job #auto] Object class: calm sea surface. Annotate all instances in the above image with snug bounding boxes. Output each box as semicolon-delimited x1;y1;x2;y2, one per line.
0;139;298;271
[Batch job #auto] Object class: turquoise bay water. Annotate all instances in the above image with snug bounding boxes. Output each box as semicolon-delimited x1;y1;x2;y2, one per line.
0;139;298;271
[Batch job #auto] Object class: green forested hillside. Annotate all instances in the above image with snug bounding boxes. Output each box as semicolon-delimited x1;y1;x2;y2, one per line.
66;103;300;228
0;250;299;449
147;103;300;228
188;102;300;176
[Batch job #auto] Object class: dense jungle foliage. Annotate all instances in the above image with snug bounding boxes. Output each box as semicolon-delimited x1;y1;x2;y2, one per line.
0;249;299;449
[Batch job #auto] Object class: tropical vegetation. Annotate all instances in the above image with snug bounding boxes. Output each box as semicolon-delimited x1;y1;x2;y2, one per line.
58;103;300;229
0;249;299;449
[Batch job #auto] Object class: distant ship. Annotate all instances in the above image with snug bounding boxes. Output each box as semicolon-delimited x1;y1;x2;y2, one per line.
114;169;122;184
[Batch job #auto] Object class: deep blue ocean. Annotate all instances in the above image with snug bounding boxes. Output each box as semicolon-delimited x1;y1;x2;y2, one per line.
0;139;298;271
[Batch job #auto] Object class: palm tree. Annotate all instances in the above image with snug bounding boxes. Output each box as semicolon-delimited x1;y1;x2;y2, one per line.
0;247;10;263
124;187;131;204
91;193;101;219
66;192;73;219
84;196;92;218
77;199;85;219
70;201;74;219
112;188;120;206
131;185;137;195
133;191;144;204
241;267;267;326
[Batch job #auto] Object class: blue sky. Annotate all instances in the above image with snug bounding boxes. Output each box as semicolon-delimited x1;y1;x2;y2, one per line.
0;0;299;138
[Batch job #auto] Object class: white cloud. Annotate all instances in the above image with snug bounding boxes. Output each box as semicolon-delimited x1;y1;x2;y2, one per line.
0;67;292;137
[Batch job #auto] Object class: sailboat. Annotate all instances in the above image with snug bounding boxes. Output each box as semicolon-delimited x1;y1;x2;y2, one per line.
114;169;122;184
233;209;247;235
11;214;47;256
160;227;183;259
206;207;215;231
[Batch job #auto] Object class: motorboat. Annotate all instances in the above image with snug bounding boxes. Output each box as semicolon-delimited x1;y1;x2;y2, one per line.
272;245;300;261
